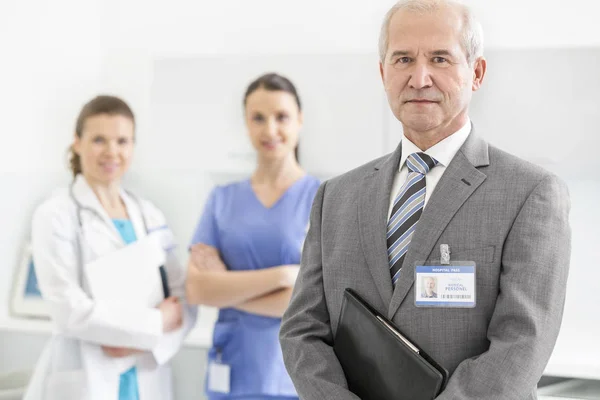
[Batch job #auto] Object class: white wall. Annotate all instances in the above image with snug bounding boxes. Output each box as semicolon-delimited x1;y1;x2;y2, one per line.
98;0;600;159
0;0;103;320
99;0;600;56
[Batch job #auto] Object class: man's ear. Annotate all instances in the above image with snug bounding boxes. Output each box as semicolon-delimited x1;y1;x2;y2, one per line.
472;56;487;91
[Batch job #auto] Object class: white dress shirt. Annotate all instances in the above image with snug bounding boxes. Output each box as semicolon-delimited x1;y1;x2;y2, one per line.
387;119;472;220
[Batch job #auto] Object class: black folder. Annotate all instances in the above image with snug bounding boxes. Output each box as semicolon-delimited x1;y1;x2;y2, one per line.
333;288;448;400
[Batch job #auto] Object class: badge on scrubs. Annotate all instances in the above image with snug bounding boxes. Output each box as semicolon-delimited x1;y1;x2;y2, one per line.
208;352;230;393
414;245;476;308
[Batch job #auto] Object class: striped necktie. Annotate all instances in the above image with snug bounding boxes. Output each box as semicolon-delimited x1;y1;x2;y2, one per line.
387;152;438;285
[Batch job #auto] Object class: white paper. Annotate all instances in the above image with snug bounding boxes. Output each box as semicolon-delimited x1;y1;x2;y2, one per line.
84;232;166;307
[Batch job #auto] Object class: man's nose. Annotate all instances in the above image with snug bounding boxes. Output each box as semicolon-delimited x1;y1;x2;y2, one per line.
408;62;433;90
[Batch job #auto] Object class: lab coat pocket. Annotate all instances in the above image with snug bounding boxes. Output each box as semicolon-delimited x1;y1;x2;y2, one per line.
44;370;86;400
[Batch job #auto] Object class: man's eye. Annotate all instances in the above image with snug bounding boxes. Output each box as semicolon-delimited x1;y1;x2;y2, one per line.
433;57;447;63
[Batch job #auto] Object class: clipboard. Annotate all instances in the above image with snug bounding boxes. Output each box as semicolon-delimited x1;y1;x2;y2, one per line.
84;232;167;307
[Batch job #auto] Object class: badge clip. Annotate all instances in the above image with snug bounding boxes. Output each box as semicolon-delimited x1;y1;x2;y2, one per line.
440;244;451;265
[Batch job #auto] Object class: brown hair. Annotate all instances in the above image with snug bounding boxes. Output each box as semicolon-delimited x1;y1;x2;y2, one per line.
69;95;135;177
243;73;302;162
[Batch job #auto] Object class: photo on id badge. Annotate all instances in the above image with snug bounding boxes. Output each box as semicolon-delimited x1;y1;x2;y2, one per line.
414;260;476;308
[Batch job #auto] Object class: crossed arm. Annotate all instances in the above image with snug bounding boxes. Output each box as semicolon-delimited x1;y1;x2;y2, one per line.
185;244;299;318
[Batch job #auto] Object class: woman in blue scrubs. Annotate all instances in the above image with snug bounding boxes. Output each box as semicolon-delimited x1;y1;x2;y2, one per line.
186;73;320;400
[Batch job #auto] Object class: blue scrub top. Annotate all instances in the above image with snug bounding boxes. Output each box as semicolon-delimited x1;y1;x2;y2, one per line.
113;219;140;400
190;175;320;399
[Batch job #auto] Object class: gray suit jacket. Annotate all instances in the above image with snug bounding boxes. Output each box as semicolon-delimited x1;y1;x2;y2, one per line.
280;131;571;400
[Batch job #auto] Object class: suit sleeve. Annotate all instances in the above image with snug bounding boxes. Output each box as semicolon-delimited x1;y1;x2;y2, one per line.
279;182;361;400
31;203;163;350
437;174;571;400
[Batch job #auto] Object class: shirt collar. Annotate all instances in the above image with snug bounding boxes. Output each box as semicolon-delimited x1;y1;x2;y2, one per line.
399;118;472;171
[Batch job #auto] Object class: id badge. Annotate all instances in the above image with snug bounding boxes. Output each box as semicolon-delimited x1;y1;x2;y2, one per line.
208;357;230;393
414;261;476;308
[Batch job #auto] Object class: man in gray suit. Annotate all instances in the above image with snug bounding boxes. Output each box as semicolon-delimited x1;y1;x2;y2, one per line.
279;0;571;399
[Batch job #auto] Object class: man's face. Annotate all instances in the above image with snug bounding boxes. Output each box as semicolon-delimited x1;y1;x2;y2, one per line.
426;278;435;291
380;7;484;137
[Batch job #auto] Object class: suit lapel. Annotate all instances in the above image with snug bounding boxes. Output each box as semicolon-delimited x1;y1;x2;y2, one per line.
358;142;403;307
387;132;490;319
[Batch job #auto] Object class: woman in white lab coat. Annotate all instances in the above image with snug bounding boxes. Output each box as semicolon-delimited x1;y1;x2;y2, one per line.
24;95;197;400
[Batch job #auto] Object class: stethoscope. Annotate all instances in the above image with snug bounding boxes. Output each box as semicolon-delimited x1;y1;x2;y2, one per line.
68;181;165;290
69;182;150;234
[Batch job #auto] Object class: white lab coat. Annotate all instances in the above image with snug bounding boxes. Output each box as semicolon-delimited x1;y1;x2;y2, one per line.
24;174;198;400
